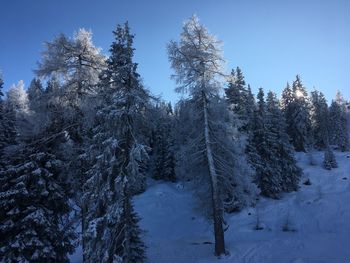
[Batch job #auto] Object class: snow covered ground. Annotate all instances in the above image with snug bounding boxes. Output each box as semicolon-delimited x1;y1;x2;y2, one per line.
134;151;350;263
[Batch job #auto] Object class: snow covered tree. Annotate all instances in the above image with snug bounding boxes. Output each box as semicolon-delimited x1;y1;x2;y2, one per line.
323;147;338;170
248;89;301;198
0;73;7;153
246;85;256;131
0;78;17;155
168;15;258;255
152;102;176;182
27;78;44;112
310;90;330;149
83;23;147;262
265;91;302;193
0;137;76;262
36;29;105;96
36;29;107;236
329;92;349;151
247;88;281;196
225;67;254;131
36;28;106;143
5;81;29;140
281;76;311;152
6;80;29;115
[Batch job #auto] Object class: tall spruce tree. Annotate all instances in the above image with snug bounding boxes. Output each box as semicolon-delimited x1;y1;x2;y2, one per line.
329;93;350;151
27;78;44;112
323;147;338;170
248;89;301;198
0;77;17;153
310;90;330;149
225;67;254;131
265;91;302;193
83;23;147;262
152;102;176;182
0;131;76;262
281;75;311;152
0;73;6;153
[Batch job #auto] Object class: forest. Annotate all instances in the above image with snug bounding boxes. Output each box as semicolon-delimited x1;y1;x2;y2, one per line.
0;15;349;262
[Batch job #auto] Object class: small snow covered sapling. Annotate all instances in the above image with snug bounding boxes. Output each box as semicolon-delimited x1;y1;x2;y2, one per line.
323;148;338;170
282;212;296;232
303;172;312;185
307;152;317;166
254;207;263;230
303;178;312;185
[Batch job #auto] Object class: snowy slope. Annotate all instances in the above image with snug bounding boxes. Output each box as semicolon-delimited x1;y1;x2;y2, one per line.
134;151;350;263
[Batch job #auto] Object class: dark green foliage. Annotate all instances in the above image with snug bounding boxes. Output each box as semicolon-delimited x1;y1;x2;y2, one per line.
225;67;255;132
84;22;147;262
281;76;312;152
153;102;176;182
0;75;17;154
310;90;330;149
329;98;349;151
0;145;76;262
248;89;301;198
115;193;146;263
323;148;338;170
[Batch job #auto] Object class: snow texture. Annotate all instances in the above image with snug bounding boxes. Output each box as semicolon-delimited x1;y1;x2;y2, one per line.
130;151;350;263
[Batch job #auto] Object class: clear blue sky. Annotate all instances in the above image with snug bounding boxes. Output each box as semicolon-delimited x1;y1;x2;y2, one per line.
1;0;349;103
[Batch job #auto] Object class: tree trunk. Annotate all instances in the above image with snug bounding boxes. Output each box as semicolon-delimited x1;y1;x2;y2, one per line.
202;92;226;256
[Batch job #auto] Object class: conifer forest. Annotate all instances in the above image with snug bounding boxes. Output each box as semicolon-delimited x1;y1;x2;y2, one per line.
1;6;350;263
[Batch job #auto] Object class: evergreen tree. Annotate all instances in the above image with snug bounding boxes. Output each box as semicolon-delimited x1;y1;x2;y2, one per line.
27;78;44;112
310;90;330;149
245;85;256;132
0;73;6;152
152;102;176;182
225;67;246;112
329;92;350;151
0;140;76;262
248;89;301;198
323;147;338;170
248;89;281;198
225;67;254;131
265;91;302;193
83;23;147;262
281;75;311;152
0;75;17;154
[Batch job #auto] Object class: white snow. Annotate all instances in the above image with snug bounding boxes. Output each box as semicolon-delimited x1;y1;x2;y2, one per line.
134;151;350;263
69;151;350;262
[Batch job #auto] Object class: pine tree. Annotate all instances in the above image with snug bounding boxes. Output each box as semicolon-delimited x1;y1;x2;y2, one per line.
329;92;350;151
323;147;338;170
248;88;281;198
0;74;6;152
225;67;254;131
246;85;256;131
0;140;76;262
0;75;17;156
248;89;301;198
265;91;302;193
153;102;176;182
310;90;330;149
281;76;311;152
27;78;44;112
83;23;147;262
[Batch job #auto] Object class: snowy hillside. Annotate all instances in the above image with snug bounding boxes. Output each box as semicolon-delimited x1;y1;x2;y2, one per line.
134;151;350;263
